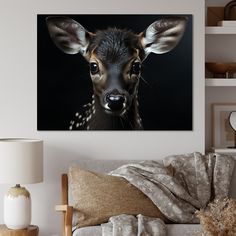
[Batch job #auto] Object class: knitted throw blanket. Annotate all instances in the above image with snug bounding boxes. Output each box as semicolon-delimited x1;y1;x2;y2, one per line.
101;152;235;236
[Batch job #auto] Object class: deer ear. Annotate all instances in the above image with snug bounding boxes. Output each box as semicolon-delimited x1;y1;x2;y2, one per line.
140;17;188;56
46;17;92;56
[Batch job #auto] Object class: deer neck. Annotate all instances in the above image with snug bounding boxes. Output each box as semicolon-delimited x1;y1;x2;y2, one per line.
87;95;142;130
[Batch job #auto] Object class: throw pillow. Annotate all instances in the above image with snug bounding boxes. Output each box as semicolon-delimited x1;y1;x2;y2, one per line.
68;165;167;228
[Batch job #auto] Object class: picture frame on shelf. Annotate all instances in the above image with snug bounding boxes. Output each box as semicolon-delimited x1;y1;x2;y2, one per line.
212;103;236;148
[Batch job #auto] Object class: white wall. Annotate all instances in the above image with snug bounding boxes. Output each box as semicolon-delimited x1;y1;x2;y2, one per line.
0;0;205;235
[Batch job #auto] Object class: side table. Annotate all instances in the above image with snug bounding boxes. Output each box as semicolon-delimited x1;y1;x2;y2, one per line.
0;225;39;236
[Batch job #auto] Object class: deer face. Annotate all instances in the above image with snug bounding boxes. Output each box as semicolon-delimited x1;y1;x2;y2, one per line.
87;29;145;116
46;16;187;116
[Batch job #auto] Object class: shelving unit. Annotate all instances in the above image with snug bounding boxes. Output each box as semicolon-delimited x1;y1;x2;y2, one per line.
205;0;236;152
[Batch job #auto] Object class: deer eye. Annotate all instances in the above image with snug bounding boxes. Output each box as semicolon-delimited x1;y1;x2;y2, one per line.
131;62;141;75
90;62;99;75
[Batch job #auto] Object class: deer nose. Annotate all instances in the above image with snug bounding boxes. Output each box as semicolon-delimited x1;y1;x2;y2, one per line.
106;93;125;111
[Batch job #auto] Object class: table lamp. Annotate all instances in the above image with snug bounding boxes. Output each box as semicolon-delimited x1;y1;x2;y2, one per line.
229;111;236;148
0;138;43;230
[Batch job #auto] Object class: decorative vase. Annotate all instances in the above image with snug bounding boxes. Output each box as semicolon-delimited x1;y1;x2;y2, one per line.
4;185;31;229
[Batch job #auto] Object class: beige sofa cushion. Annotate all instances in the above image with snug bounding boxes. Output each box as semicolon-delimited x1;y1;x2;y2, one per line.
69;166;167;228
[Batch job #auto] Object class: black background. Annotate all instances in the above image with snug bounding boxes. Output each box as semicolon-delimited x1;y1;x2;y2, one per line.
37;14;192;130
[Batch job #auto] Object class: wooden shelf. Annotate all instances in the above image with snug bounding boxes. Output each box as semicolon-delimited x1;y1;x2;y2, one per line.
205;26;236;34
212;148;236;157
205;79;236;86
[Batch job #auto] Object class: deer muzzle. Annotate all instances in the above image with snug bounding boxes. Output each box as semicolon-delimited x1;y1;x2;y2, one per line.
104;89;127;115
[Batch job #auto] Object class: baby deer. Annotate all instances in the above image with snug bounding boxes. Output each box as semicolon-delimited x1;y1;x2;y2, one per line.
47;16;187;130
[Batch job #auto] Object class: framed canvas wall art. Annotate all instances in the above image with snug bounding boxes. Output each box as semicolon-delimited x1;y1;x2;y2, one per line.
37;14;193;131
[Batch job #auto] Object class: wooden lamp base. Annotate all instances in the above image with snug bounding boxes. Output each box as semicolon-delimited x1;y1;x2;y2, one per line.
0;225;38;236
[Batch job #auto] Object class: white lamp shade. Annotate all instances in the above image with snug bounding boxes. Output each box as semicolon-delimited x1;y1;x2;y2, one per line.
0;139;43;184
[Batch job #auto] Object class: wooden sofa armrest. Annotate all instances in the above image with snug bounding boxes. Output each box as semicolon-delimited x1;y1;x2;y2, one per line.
55;204;70;212
55;204;73;236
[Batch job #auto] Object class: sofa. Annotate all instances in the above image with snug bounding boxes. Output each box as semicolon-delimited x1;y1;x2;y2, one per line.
56;158;236;236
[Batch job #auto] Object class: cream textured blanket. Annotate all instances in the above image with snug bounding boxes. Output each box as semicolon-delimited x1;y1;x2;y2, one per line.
101;152;235;236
